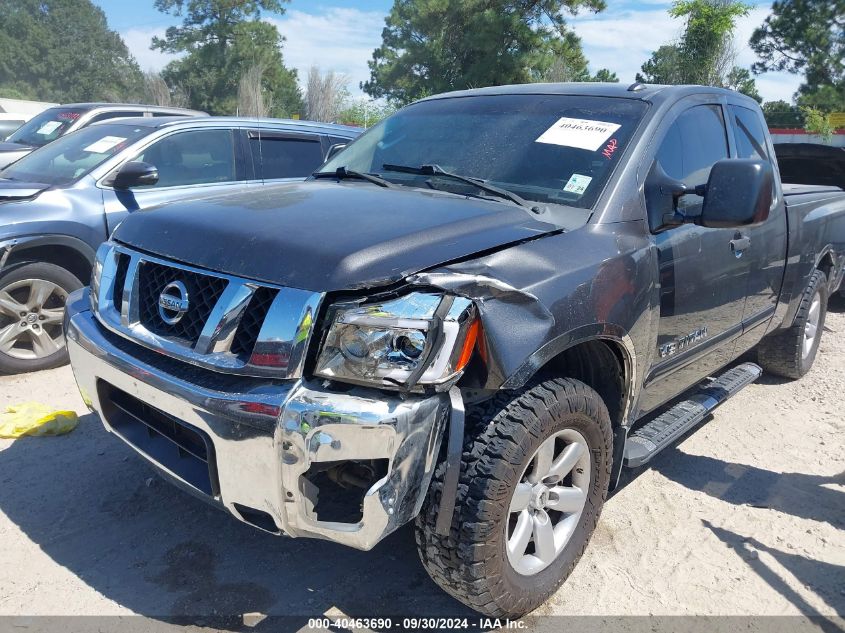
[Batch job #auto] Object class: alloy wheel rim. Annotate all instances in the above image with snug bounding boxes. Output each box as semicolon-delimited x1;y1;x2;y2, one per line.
0;279;67;360
802;293;821;360
506;428;591;576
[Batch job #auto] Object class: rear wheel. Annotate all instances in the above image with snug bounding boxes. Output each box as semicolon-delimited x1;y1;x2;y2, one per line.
758;269;828;380
0;262;82;374
415;378;612;617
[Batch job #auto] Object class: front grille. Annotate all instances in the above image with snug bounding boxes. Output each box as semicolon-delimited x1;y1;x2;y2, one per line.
137;261;227;344
98;381;219;496
97;246;322;378
231;286;278;358
112;253;130;310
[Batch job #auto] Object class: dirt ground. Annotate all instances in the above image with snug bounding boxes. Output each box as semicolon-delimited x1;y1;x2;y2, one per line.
0;301;842;630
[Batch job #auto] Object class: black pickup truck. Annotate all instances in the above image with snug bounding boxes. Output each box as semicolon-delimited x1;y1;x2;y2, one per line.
65;83;845;617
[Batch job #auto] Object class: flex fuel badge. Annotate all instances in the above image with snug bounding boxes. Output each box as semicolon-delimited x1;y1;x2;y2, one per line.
563;173;593;195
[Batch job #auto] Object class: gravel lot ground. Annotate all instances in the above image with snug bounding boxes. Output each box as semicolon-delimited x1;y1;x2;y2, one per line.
0;300;842;630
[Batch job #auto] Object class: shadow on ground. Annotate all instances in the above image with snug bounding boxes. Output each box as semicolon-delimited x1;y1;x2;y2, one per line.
617;439;845;619
704;520;845;633
0;415;474;629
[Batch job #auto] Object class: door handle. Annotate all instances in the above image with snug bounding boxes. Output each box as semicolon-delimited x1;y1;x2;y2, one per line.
730;235;751;257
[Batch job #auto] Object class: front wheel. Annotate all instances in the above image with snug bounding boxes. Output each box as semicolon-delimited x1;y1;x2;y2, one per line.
0;262;82;374
415;378;612;617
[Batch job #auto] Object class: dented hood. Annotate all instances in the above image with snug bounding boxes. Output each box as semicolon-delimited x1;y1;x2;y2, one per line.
113;181;562;292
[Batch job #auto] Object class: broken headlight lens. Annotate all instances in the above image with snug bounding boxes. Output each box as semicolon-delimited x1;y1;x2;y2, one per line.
315;292;478;390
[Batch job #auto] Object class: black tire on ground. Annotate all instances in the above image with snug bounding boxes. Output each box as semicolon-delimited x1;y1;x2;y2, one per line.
757;269;828;380
415;378;612;618
0;262;83;374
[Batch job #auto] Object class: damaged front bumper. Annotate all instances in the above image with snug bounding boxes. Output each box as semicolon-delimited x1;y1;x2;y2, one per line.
65;289;449;550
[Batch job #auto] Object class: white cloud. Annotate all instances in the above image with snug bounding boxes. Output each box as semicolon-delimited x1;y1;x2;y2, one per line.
120;4;803;103
270;8;386;97
122;27;181;72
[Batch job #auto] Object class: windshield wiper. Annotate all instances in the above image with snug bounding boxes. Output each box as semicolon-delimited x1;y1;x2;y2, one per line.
382;163;540;212
312;166;394;188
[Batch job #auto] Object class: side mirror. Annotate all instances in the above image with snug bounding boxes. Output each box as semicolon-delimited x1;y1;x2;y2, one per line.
325;143;346;162
112;161;159;189
699;159;773;228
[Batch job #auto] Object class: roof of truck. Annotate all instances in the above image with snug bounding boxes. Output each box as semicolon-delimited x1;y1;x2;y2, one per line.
420;82;757;105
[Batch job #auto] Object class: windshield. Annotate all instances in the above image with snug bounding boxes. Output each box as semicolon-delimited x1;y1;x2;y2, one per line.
6;107;88;147
321;94;648;210
0;123;150;186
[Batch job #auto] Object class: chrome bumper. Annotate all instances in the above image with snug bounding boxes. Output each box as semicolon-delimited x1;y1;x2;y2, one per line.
66;290;448;550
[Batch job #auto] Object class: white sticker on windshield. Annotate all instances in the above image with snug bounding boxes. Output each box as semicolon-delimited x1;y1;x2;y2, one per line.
37;121;62;135
536;117;621;151
563;173;593;195
83;136;127;154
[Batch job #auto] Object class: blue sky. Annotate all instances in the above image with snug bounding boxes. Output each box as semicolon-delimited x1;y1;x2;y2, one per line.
93;0;801;103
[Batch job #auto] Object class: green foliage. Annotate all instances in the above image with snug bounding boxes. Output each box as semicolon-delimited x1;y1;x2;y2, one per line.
363;0;606;105
761;100;803;127
724;67;761;102
337;99;397;128
801;106;835;141
750;1;844;99
638;1;750;87
153;0;302;117
636;45;683;84
589;68;619;83
637;1;759;101
671;0;750;85
796;84;845;113
0;0;144;102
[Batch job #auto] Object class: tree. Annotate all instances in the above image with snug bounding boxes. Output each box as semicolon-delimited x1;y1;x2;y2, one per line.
761;100;802;127
337;99;397;128
750;0;844;106
801;106;835;141
724;67;761;102
237;63;269;117
305;67;348;123
636;45;683;84
671;0;750;86
0;0;144;102
143;71;189;107
589;68;619;83
152;0;302;117
363;0;606;105
636;1;760;102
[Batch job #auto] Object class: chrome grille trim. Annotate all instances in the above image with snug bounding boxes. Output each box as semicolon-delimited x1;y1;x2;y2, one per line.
95;244;324;378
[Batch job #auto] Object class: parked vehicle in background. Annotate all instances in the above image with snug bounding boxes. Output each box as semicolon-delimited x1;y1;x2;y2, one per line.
0;116;27;141
0;103;206;169
0;116;360;373
65;84;845;617
0;98;57;141
774;142;845;190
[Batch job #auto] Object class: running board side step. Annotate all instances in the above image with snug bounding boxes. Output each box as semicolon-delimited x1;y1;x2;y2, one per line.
624;362;762;468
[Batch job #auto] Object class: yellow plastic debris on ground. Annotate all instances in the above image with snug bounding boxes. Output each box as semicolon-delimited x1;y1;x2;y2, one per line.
0;402;79;438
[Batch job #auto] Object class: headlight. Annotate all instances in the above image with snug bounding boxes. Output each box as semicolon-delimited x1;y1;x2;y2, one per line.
89;242;111;312
315;292;479;390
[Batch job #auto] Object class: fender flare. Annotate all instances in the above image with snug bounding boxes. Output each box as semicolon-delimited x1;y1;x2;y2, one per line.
502;323;637;398
0;234;96;275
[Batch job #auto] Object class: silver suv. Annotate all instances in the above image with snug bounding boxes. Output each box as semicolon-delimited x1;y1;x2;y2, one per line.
0;103;206;169
0;116;360;373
